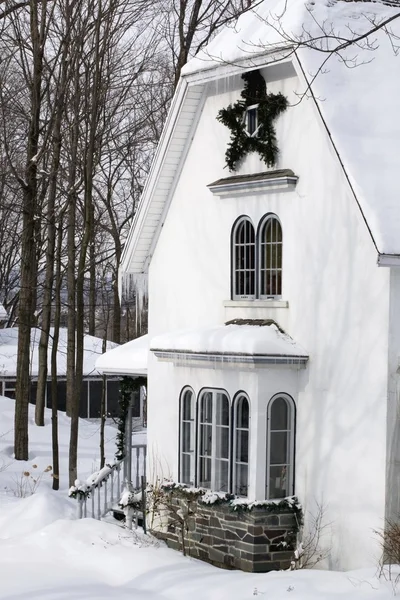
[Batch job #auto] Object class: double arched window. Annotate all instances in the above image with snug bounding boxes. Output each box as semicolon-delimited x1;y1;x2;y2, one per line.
232;214;282;299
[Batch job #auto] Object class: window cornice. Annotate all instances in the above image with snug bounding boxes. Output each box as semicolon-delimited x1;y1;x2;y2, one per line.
208;169;298;197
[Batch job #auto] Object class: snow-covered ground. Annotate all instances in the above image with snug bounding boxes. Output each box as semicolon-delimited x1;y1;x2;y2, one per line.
0;394;397;599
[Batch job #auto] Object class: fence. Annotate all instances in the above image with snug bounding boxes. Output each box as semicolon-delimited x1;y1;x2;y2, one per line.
76;444;147;523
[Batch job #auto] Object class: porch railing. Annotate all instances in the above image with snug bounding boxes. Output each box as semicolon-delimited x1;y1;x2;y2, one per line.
74;444;146;521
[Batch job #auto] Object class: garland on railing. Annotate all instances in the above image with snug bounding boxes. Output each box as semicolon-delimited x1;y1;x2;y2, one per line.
160;481;302;521
217;69;288;171
115;376;147;460
68;479;91;500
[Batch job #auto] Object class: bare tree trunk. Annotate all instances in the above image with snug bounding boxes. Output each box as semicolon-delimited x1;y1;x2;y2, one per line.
51;223;63;490
14;0;46;459
36;39;69;425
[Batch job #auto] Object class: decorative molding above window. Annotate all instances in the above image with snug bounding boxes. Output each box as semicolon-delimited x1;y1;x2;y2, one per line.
224;300;289;309
208;169;298;197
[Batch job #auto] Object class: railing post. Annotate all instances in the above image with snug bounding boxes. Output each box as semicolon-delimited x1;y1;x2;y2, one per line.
104;479;108;516
78;498;83;519
97;485;101;520
110;470;114;504
92;490;95;518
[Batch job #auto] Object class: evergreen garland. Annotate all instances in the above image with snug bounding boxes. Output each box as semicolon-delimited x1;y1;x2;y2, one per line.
217;70;288;171
115;375;147;460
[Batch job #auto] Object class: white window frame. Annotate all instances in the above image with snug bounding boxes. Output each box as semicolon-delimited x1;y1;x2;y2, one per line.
179;387;196;485
232;216;256;300
197;388;231;492
266;393;295;500
258;214;282;299
243;103;260;137
233;393;250;497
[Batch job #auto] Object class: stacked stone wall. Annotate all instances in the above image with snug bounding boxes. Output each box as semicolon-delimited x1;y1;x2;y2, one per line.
155;495;299;572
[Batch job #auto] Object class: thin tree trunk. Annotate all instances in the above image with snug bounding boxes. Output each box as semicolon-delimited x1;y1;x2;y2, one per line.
51;224;63;490
36;44;69;425
15;0;46;459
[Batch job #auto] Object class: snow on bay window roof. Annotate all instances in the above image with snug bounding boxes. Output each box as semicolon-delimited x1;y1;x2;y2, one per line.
95;334;148;376
150;322;308;366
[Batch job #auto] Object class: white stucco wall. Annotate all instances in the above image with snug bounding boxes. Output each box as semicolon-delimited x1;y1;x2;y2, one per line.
146;66;390;570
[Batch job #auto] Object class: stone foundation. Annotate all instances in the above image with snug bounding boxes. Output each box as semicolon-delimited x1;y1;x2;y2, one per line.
154;494;300;573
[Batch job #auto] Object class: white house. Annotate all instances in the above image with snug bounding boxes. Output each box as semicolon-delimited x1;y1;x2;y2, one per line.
111;0;400;572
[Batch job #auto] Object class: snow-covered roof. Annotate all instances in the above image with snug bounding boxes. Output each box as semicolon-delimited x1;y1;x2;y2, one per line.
121;0;400;280
95;334;148;376
151;323;308;365
0;328;118;378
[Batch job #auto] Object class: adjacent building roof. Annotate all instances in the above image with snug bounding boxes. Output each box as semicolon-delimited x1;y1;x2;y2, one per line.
95;334;148;377
120;0;400;283
150;323;308;366
0;328;118;378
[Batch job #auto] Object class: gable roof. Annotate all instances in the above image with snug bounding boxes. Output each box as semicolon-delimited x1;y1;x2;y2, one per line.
121;0;400;281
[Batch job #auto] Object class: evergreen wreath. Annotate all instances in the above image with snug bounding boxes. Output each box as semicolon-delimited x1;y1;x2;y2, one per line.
217;70;288;172
115;375;146;460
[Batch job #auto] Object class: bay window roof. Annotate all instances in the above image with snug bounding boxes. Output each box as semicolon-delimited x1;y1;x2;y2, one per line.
150;322;308;366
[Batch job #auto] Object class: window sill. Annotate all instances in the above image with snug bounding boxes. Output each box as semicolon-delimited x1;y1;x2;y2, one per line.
224;299;289;309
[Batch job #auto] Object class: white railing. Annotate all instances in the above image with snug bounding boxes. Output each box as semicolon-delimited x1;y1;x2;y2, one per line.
73;444;147;521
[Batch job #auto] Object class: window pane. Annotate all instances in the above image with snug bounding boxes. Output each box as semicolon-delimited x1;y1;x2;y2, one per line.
260;216;282;297
199;457;211;488
216;426;229;459
182;390;193;420
201;392;212;422
181;454;191;484
270;431;288;465
236;429;249;463
215;459;229;492
182;422;191;452
237;396;249;428
269;465;288;499
235;463;248;496
216;393;229;425
200;423;212;456
270;397;288;430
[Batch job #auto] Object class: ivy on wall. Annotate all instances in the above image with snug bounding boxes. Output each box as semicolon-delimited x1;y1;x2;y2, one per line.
217;69;288;171
115;376;146;460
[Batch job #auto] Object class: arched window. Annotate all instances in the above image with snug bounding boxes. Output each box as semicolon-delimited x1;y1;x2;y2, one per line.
258;215;282;298
198;389;230;491
232;217;255;299
179;388;195;485
233;394;250;497
266;394;295;499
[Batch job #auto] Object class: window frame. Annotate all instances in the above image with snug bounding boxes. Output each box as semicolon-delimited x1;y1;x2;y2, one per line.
179;386;196;486
243;103;260;138
232;392;250;497
231;216;256;300
197;388;231;492
257;214;283;300
266;393;296;500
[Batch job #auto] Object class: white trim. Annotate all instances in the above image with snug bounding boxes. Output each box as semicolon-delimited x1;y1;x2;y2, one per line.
209;175;298;196
224;299;288;308
152;350;308;367
377;254;400;267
